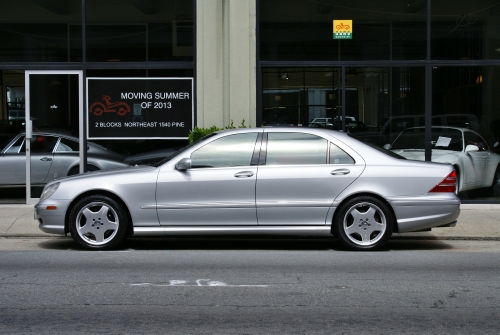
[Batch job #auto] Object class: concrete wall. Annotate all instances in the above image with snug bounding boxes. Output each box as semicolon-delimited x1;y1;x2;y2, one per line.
196;0;256;128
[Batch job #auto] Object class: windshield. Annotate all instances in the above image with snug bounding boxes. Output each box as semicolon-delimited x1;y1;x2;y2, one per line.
391;128;463;152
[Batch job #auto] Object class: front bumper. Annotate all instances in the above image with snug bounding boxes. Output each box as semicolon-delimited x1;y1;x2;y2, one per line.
34;200;72;235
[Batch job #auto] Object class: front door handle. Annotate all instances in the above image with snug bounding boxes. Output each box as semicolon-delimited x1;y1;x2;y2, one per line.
331;168;350;175
234;171;254;178
40;157;52;162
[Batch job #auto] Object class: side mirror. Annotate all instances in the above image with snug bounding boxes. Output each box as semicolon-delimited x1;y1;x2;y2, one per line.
465;144;479;154
383;144;391;150
175;158;192;171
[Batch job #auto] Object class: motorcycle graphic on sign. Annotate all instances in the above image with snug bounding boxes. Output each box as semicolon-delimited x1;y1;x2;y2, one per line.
89;95;131;116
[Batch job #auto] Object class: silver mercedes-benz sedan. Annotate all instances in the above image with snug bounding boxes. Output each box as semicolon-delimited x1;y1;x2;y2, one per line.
35;127;460;251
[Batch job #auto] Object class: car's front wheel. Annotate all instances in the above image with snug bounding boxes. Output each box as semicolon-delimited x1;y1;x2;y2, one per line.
68;194;129;250
333;196;393;251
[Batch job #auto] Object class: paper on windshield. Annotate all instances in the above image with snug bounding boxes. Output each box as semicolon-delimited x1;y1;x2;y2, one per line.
435;136;452;147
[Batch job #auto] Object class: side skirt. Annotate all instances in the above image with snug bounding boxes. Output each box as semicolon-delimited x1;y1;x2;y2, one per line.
133;226;332;237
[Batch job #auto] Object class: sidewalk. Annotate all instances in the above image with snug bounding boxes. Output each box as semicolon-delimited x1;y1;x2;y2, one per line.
0;204;499;239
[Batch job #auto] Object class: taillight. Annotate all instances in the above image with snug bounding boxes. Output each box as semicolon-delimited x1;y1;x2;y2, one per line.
429;170;457;193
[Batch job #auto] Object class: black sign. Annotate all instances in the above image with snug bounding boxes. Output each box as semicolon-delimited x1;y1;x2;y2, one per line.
87;78;193;139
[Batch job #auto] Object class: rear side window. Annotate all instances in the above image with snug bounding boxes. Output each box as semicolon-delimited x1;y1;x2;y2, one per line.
330;143;354;164
266;133;327;165
55;137;79;152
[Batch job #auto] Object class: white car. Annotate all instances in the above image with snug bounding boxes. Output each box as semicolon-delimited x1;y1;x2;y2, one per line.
387;126;500;196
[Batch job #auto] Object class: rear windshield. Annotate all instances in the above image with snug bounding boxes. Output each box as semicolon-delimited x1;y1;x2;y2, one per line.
349;134;406;160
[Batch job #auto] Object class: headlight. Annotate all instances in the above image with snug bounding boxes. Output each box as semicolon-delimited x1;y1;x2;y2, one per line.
39;182;60;202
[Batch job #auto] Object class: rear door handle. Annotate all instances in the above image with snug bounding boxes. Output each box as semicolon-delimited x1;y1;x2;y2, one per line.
40;157;52;162
234;171;254;178
331;168;350;175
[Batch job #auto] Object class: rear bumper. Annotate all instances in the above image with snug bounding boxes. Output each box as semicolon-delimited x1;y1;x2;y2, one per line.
387;195;460;233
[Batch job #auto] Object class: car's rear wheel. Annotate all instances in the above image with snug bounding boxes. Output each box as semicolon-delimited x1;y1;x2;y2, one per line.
333;196;393;251
68;194;128;250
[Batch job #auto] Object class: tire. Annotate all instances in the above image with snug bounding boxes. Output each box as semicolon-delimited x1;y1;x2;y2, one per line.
454;167;461;195
488;165;500;197
90;102;105;116
68;194;129;250
333;196;393;251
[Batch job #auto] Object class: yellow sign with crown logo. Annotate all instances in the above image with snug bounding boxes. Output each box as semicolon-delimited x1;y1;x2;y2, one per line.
333;20;352;39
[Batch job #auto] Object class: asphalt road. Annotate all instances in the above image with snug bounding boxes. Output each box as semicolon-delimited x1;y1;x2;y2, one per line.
1;237;500;334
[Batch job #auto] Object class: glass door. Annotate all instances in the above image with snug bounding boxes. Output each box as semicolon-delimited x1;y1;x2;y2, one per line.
25;71;83;204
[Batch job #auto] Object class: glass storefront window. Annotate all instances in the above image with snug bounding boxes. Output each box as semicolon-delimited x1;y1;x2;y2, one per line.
0;0;82;62
262;68;357;127
0;0;194;63
86;1;193;62
262;67;425;147
431;1;498;60
260;0;426;61
431;66;500;200
85;69;193;166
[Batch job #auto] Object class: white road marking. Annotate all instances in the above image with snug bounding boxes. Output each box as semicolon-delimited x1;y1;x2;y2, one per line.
130;279;268;287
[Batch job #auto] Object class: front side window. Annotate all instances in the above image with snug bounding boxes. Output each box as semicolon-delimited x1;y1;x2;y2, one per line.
190;133;259;168
266;133;327;165
464;132;488;151
30;135;58;153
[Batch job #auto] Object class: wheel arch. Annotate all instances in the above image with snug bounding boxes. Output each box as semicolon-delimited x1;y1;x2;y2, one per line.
64;189;133;235
67;164;100;176
331;192;399;233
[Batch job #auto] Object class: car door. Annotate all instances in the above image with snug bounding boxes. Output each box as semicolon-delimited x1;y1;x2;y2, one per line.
47;136;80;181
0;134;56;186
462;132;489;187
29;134;57;185
0;135;26;185
156;131;261;226
256;131;365;226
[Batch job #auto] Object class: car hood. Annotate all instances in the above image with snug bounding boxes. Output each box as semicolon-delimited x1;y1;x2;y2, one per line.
391;149;458;162
55;165;156;183
124;148;178;163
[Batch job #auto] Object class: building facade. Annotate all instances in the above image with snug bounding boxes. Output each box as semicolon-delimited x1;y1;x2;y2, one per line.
0;0;499;203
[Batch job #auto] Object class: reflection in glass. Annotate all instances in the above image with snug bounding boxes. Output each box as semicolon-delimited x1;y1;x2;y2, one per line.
0;0;81;62
260;0;426;61
266;133;327;165
262;67;426;148
391;127;463;152
191;133;258;168
86;1;193;62
330;143;355;164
